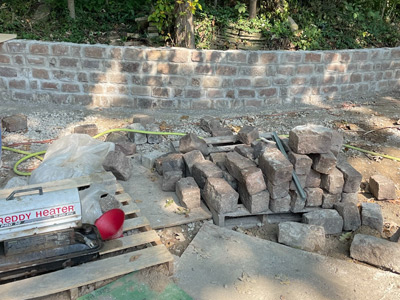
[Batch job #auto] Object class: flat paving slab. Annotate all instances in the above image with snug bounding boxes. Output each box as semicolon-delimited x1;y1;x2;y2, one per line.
175;222;400;300
120;161;211;229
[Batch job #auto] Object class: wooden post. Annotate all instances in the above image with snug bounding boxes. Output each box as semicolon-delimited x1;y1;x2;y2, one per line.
68;0;76;19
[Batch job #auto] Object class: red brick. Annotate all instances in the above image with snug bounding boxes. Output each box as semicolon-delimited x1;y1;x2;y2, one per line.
107;73;127;84
195;64;213;75
52;45;69;56
238;89;255;98
152;87;169;97
322;86;339;93
226;90;235;98
254;78;270;87
234;78;251;86
142;62;156;73
323;75;335;84
60;58;79;67
7;42;26;53
170;48;190;63
239;66;266;76
227;52;247;63
0;67;17;78
216;65;237;76
27;57;45;65
384;71;393;79
13;92;33;101
62;83;80;93
191;99;212;109
157;63;179;74
326;64;345;72
82;60;100;69
339;53;351;63
0;55;10;63
324;53;339;63
14;55;24;65
207;89;224;98
131;86;150;96
30;80;38;89
106;85;128;95
32;68;49;79
191;51;203;62
178;64;193;76
168;76;187;86
202;77;221;88
121;62;140;73
248;52;259;64
84;84;103;94
9;79;26;89
143;76;162;86
84;46;105;58
363;73;375;81
305;53;322;63
352;51;368;62
146;49;170;61
53;70;75;81
282;52;302;63
78;73;88;82
297;65;314;74
290;87;307;95
90;72;107;83
205;51;223;63
29;44;48;55
123;48;145;60
245;99;263;107
291;77;308;85
277;66;295;75
41;82;59;90
110;48;122;59
274;77;288;85
191;78;201;86
359;63;373;71
350;73;362;83
258;88;277;97
186;89;202;98
391;49;400;58
260;53;278;63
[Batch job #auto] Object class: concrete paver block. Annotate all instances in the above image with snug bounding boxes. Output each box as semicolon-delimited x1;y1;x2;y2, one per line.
225;152;256;181
288;152;312;175
259;148;293;185
179;133;209;155
369;174;396;200
305;187;323;207
183;150;205;175
237;125;259;144
73;124;98;136
305;169;321;188
334;202;361;231
115;142;136;156
302;209;343;235
141;150;165;169
238;184;270;213
2;114;28;132
102;150;133;181
176;177;201;209
311;152;337;174
127;123;147;144
192;160;223;189
322;191;341;209
289;125;333;154
361;202;383;233
321;168;344;194
162;170;183;192
200;116;221;133
267;180;290;199
337;157;362;193
203;178;239;214
234;145;254;160
278;222;325;252
269;194;291;213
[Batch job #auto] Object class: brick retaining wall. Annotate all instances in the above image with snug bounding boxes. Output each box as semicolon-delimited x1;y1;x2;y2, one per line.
0;40;399;109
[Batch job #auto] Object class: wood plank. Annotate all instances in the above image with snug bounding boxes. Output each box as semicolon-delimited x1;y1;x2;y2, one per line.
0;34;17;43
123;216;150;232
0;245;173;300
203;135;237;145
0;172;116;199
115;193;132;204
115;183;124;193
100;231;160;255
122;202;140;215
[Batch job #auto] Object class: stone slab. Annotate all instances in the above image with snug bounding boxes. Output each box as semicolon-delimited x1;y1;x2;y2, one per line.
278;221;325;252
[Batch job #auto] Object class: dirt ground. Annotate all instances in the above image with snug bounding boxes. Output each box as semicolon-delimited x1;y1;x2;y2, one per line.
1;90;400;297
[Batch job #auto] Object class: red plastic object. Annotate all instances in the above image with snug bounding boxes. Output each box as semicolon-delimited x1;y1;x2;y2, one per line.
94;208;125;240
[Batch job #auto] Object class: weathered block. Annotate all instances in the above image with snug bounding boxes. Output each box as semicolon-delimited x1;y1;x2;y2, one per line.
278;222;325;252
211;128;233;137
203;177;239;214
176;177;201;209
259;148;293;185
289;125;333;154
311;152;337;174
132;114;155;125
225;152;256;181
269;195;291;213
234;145;254;160
305;169;321;188
341;192;359;204
210;152;227;171
223;171;238;190
252;140;276;159
288;152;312;175
302;209;343;234
141;150;164;170
2;114;27;132
290;190;306;212
102;151;133;181
238;184;269;213
155;153;184;175
192;160;223;189
127;123;147;144
183;150;205;175
361;202;383;233
145;123;163;144
162;170;183;192
179;133;209;156
238;166;266;195
99;194;122;213
73;124;98;136
350;234;400;273
114;142;136;156
200;116;221;133
289;175;307;191
369;174;396;200
337;157;362;193
105;132;130;143
334;202;361;231
237;126;259;144
305;187;323;207
330;130;343;157
321;168;344;194
267;180;290;199
322;191;341;208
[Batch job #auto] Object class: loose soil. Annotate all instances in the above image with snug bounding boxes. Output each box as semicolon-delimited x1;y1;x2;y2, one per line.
1;90;400;297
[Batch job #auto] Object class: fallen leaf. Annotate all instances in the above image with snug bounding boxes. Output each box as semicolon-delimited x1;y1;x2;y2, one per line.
174;206;190;216
164;198;174;208
339;232;352;242
129;254;141;262
180;115;189;120
134;199;142;203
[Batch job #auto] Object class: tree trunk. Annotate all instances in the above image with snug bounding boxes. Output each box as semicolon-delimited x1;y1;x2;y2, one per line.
174;1;195;48
249;0;257;19
68;0;76;19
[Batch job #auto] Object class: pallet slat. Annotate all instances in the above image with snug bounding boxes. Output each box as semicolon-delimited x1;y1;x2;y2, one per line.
115;193;132;204
121;202;140;215
100;231;160;255
0;245;173;300
123;216;150;232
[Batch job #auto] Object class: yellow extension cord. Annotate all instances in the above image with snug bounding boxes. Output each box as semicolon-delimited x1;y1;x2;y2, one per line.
2;128;400;176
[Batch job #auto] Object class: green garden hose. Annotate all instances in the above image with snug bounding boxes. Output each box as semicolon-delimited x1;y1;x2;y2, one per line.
2;129;400;177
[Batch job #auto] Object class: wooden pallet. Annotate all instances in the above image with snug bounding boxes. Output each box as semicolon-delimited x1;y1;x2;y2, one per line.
0;172;173;300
